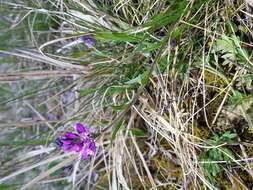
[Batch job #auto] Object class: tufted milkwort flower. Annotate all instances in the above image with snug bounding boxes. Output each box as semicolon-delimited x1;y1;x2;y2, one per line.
57;35;95;53
56;123;96;160
80;35;95;49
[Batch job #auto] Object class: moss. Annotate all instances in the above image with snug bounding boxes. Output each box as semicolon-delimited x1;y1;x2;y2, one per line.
215;172;232;190
204;71;226;89
236;169;253;188
150;152;182;182
193;124;210;141
230;175;249;190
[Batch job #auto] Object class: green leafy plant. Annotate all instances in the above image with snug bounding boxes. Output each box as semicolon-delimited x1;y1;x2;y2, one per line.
200;131;236;182
213;34;249;65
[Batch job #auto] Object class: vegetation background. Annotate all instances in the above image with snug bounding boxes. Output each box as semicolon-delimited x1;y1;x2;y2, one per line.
1;0;253;189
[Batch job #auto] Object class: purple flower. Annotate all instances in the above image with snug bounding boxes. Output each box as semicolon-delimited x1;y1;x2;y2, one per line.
57;123;96;159
80;35;95;48
57;35;95;53
169;39;177;47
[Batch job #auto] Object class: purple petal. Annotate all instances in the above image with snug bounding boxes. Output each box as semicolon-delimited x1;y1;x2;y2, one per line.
75;123;89;136
88;141;96;153
80;139;96;159
54;138;63;148
170;39;177;47
75;123;86;134
80;35;95;48
62;144;74;152
81;148;94;159
64;132;78;139
81;149;88;159
61;139;72;145
83;137;91;142
74;141;83;152
86;149;95;156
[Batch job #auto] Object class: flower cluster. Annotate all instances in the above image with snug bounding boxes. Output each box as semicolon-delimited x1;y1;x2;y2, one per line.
56;123;96;160
80;35;95;48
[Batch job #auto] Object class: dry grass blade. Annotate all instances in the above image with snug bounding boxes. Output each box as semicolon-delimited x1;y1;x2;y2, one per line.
0;50;85;69
0;153;74;183
18;147;56;161
20;156;77;190
0;70;82;82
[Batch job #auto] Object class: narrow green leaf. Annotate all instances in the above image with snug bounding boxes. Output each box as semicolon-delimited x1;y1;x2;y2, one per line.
111;103;129;111
95;32;142;43
144;1;188;31
128;128;147;137
78;88;97;96
111;119;124;143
